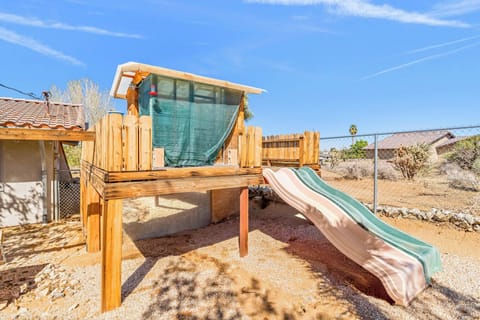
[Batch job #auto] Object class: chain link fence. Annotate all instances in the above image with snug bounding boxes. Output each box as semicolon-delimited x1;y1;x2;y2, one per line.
57;169;80;219
320;125;480;216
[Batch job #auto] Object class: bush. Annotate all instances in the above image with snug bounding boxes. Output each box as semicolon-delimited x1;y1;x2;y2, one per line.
472;158;480;175
393;143;430;180
334;160;373;179
444;163;479;191
377;161;399;181
449;136;480;170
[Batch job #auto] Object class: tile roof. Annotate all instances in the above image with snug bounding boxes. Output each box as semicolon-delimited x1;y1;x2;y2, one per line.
0;97;85;130
436;136;470;149
365;131;454;150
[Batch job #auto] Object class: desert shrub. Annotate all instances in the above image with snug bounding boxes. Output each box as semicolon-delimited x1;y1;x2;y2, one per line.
393;143;430;180
449;136;480;170
377;161;399;181
334;160;373;179
444;163;479;191
472;158;480;175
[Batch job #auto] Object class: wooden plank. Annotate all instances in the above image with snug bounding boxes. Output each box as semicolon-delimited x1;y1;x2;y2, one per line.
314;131;320;166
240;133;247;167
112;62;264;98
101;199;123;312
103;174;264;200
254;127;262;167
107;113;123;171
0;128;95;141
247;126;255;167
123;115;138;171
239;187;249;257
138;116;152;170
86;183;101;253
94;122;101;167
126;86;139;117
101;117;108;170
210;188;241;223
106;166;262;182
299;135;305;167
152;148;165;169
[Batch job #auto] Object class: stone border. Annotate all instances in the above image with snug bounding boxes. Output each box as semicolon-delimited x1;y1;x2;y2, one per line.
364;204;480;232
249;186;480;233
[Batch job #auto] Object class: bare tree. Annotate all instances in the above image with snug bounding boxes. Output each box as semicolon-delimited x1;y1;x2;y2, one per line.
50;78;114;126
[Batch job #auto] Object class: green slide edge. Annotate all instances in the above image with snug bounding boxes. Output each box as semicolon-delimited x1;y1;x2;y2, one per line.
295;167;442;283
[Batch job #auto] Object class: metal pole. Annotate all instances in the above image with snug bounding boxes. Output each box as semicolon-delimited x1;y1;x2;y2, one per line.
373;134;378;215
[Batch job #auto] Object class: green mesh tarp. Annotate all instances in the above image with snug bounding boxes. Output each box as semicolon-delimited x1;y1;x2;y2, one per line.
138;74;241;167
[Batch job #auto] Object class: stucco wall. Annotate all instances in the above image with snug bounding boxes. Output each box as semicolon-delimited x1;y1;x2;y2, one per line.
123;192;211;240
0;140;54;226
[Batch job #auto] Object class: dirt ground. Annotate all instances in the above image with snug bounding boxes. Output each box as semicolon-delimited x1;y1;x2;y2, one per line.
322;170;480;215
1;201;479;319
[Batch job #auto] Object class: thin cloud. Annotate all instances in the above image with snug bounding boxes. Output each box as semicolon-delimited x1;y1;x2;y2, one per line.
0;26;84;66
0;11;143;39
405;35;480;54
245;0;469;27
431;0;480;17
363;41;480;80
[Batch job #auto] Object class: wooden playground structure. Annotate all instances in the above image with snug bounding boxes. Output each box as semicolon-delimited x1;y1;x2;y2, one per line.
79;62;321;312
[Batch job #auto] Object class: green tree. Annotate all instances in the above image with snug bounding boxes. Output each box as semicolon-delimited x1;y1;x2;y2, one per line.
345;139;368;159
349;124;358;145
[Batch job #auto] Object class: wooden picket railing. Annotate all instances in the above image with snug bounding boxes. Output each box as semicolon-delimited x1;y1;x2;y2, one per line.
262;131;320;168
240;126;262;168
81;113;152;171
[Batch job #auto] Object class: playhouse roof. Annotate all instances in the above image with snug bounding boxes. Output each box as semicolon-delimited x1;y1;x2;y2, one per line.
110;62;265;99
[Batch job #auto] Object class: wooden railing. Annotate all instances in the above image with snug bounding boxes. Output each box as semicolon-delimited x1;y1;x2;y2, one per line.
239;126;262;167
81;113;152;171
81;114;263;170
262;131;320;168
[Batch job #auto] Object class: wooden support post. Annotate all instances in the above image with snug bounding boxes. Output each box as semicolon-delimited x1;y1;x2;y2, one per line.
239;187;249;257
101;199;123;312
86;184;101;253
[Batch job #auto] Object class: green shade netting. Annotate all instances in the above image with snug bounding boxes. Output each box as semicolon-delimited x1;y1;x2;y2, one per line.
138;74;240;167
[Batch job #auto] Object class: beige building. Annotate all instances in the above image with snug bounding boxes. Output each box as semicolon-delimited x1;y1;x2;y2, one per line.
364;131;455;161
0;97;85;226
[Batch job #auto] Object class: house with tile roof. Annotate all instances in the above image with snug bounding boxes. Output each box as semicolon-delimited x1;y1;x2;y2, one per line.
364;130;455;160
0;97;91;226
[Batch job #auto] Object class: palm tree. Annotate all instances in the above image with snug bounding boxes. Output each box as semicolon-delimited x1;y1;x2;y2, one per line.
349;124;358;145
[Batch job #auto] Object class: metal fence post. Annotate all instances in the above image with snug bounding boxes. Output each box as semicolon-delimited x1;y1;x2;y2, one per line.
373;134;378;215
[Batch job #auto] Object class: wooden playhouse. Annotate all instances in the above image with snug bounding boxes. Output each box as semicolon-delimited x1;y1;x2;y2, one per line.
80;62;265;312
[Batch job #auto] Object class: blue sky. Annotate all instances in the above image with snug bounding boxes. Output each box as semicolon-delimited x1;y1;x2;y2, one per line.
0;0;479;137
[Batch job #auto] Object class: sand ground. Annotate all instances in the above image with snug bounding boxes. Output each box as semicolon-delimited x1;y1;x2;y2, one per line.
1;201;479;319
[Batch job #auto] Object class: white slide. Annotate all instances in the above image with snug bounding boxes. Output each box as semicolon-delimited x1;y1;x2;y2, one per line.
263;168;427;305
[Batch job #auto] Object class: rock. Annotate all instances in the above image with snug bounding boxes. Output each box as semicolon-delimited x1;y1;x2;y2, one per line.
39;287;50;297
20;283;28;294
399;208;409;217
68;303;79;312
50;289;65;300
0;301;8;310
433;210;450;222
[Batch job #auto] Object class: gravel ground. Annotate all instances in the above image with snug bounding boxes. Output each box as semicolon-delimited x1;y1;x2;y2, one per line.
1;202;479;319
